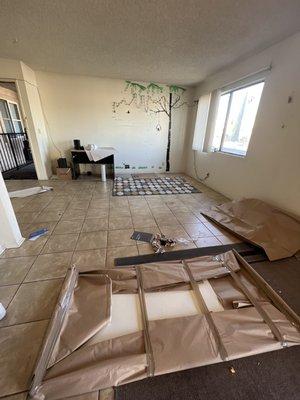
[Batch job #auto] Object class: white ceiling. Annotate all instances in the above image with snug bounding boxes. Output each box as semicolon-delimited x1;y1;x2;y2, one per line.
0;0;300;85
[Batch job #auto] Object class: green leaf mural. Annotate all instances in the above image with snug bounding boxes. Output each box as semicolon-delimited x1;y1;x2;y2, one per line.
147;83;164;93
125;80;147;91
114;80;189;172
168;85;186;93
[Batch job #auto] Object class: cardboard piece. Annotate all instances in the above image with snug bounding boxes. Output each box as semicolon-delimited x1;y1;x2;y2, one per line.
56;168;72;180
203;198;300;261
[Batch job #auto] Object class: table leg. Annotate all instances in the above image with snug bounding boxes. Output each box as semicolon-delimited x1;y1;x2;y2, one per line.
101;164;106;182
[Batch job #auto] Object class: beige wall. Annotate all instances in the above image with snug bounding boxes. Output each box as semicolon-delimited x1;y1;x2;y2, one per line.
35;72;191;174
185;32;300;216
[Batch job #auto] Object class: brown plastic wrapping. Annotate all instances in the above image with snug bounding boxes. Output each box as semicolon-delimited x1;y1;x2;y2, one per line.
29;251;300;400
203;198;300;261
48;274;112;366
210;273;268;309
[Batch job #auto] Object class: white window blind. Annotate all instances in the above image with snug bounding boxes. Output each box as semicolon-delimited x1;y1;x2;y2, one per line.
192;93;211;151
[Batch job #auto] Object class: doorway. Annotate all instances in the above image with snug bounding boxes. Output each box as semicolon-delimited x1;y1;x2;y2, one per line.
0;81;37;179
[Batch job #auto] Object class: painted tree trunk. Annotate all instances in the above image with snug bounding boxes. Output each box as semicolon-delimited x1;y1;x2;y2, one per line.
166;92;172;172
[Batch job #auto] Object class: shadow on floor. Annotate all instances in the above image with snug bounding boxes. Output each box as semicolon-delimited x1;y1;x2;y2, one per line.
3;163;37;180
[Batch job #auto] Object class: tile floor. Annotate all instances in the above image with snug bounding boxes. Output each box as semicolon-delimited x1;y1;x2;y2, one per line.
0;174;241;400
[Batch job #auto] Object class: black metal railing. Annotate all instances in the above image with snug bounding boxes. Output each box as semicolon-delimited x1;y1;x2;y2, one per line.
0;131;33;173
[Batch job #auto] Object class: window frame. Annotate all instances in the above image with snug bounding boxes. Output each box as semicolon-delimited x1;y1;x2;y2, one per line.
0;98;24;133
213;78;265;157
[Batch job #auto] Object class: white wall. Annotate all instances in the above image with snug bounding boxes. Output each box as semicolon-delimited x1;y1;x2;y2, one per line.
0;59;51;179
185;32;300;216
35;72;191;173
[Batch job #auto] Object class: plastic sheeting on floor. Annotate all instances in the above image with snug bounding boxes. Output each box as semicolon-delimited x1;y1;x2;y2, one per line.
27;251;300;400
203;198;300;261
8;186;53;198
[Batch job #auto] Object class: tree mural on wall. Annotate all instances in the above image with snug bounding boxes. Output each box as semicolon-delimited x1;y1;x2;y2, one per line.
112;81;187;171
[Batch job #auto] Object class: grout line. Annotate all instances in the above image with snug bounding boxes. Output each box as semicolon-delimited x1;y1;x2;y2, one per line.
0;317;51;330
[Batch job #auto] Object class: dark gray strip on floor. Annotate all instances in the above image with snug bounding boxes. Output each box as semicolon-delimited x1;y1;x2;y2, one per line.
115;246;300;400
114;242;267;266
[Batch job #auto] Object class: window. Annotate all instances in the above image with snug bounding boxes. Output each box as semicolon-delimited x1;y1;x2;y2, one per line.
192;93;211;151
0;99;24;133
212;81;264;156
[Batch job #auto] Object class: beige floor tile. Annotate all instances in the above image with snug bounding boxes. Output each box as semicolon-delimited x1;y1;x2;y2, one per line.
19;200;47;212
73;193;93;201
130;209;153;219
42;234;78;254
61;209;87;221
159;224;190;239
2;238;48;258
155;214;180;227
0;285;18;307
76;231;108;250
106;245;138;268
25;252;73;282
137;243;155;255
110;198;128;207
15;211;40;224
109;216;133;230
0;256;35;285
68;200;90;210
0;320;48;396
86;208;109;219
167;205;190;213
53;219;83;234
72;249;106;271
150;209;173;218
195;236;222;248
182;223;213;239
109;208;131;218
174;212;200;224
0;279;62;327
132;216;157;228
202;220;228;236
18;222;30;235
34;210;63;222
107;229;135;247
191;211;210;222
82;217;109;232
43;201;69;211
216;234;242;244
89;200;109;209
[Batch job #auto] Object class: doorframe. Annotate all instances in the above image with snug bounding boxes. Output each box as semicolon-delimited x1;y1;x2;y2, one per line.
0;77;49;180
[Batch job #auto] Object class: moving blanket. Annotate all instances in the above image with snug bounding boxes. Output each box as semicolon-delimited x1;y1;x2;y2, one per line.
203;198;300;261
29;251;300;400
